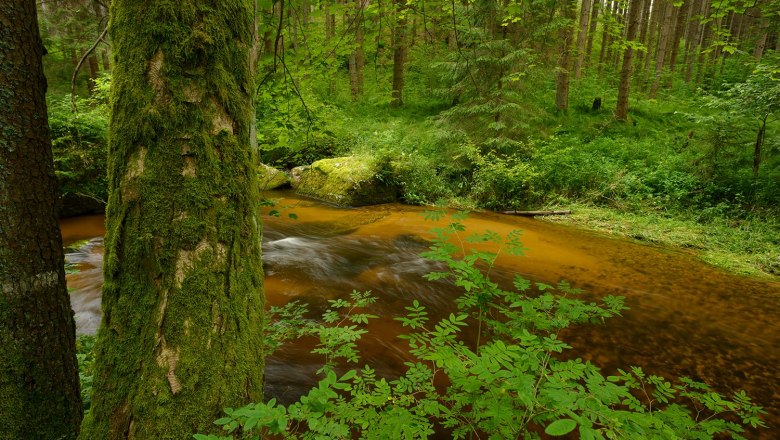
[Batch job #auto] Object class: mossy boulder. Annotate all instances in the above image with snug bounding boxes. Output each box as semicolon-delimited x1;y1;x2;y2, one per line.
258;163;290;190
291;156;396;207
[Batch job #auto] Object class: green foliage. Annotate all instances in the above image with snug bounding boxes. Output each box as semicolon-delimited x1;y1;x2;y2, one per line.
198;217;765;439
76;335;96;412
47;90;109;207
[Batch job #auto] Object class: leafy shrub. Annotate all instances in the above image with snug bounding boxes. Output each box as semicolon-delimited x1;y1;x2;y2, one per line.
48;92;109;212
197;214;765;439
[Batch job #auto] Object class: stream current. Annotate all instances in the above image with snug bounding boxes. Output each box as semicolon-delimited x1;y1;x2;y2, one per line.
60;191;780;435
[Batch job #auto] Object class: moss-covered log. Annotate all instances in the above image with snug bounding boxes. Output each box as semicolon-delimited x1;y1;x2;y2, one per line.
81;1;264;438
0;2;83;439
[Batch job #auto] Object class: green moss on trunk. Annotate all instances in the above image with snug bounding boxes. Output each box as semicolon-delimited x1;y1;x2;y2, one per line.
80;1;264;438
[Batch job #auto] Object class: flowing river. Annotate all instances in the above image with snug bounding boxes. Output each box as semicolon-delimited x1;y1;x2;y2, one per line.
60;191;780;436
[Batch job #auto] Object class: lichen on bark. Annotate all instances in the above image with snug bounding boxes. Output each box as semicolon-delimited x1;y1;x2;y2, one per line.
81;1;264;438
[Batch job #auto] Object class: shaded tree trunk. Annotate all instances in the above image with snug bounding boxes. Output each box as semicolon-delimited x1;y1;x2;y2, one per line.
556;0;576;110
391;0;407;106
81;0;265;437
754;116;767;176
616;0;645;121
666;0;690;85
585;0;600;68
649;0;674;98
574;0;592;79
0;1;82;439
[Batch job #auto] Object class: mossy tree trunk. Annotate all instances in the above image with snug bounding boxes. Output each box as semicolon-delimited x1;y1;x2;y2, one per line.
0;1;83;438
81;0;265;438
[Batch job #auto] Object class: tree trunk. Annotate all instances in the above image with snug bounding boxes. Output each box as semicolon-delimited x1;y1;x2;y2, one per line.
81;0;265;437
616;0;644;121
391;0;407;106
642;0;662;89
634;0;651;87
574;0;592;79
349;0;365;100
584;0;600;68
556;0;576;111
666;0;690;85
0;1;83;439
753;116;767;176
598;0;612;75
87;53;100;95
649;0;674;98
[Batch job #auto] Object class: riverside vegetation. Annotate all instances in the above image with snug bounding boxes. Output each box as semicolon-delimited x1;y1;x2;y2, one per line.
6;0;778;438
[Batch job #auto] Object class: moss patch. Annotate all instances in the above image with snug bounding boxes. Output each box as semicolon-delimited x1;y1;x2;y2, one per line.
258;163;290;190
291;156;396;207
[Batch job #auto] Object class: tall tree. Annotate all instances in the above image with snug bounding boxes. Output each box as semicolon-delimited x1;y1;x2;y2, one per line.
556;0;576;111
80;0;265;437
391;0;407;106
616;0;645;121
574;0;593;79
649;0;675;97
0;1;83;438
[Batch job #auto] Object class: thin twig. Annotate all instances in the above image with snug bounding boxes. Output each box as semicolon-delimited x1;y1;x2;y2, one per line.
70;26;108;113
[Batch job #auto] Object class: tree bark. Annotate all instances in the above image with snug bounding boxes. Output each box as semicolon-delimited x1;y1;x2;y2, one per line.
666;0;690;84
0;1;83;439
649;0;674;98
391;0;407;106
753;116;767;176
556;0;576;111
574;0;592;79
584;0;600;68
616;0;644;121
81;0;265;437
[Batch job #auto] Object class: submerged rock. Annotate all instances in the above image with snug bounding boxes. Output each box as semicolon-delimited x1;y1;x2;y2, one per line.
291;156;396;207
258;163;291;190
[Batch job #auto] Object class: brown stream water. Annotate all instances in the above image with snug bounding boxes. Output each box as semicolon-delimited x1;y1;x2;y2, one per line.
60;191;780;436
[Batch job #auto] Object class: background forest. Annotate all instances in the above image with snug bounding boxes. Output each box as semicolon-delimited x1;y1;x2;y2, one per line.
43;0;780;278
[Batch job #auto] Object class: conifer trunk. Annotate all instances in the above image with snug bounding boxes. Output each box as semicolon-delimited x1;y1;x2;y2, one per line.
81;0;264;438
391;0;407;106
555;0;576;111
616;0;644;121
0;1;83;438
574;0;592;79
649;0;674;98
584;0;600;68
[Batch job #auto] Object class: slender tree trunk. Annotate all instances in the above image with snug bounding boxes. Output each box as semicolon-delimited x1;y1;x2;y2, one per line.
87;53;100;94
574;0;593;79
754;29;768;60
642;0;662;89
649;0;674;98
81;0;264;437
685;0;706;83
694;0;711;85
585;0;600;68
598;0;612;75
634;0;651;88
616;0;645;121
611;3;626;69
0;1;82;439
391;0;407;106
556;0;576;110
356;6;364;96
666;0;690;85
753;116;767;176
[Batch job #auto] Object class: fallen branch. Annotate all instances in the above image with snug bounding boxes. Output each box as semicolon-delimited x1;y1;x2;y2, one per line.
502;210;572;217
